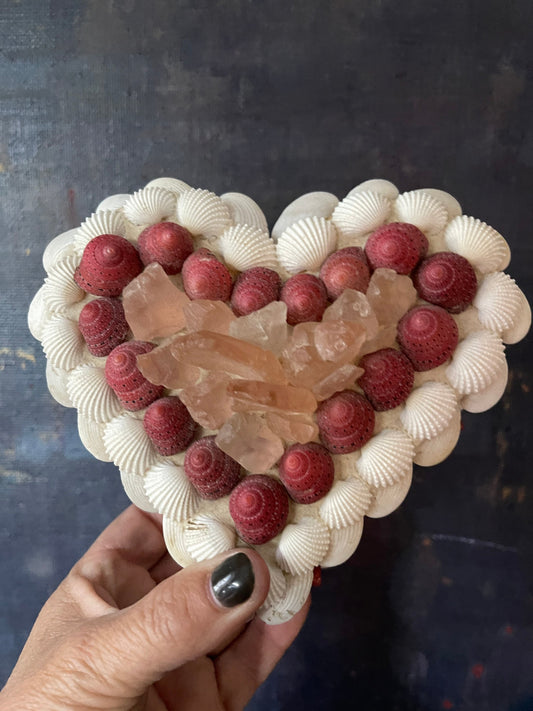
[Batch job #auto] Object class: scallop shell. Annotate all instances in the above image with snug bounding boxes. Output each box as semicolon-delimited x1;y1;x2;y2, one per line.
96;194;130;212
357;429;415;488
413;409;461;466
474;272;523;333
121;469;158;513
74;210;127;255
77;413;111;462
331;191;392;245
259;571;312;625
177;188;232;236
393;190;448;235
145;177;191;195
348;179;399;202
258;563;287;621
123;187;177;226
143;461;200;522
220;192;269;233
46;360;73;407
276;216;337;273
42;254;84;314
67;364;121;423
42;316;85;371
400;381;459;441
275;516;330;575
218;224;278;271
42;228;78;272
501;288;531;344
28;285;52;340
461;359;508;414
417;188;462;220
163;517;195;567
319;476;373;529
445;330;506;394
444;215;511;273
272;192;339;241
184;514;237;562
321;520;364;568
366;468;413;519
103;413;156;477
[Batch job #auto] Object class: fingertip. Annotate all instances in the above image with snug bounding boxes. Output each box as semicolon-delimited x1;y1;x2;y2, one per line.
209;549;270;612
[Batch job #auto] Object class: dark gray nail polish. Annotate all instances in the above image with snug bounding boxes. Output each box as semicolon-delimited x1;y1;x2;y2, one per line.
211;552;255;608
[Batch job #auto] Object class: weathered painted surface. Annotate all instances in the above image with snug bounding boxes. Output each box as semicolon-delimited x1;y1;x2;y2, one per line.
1;2;532;709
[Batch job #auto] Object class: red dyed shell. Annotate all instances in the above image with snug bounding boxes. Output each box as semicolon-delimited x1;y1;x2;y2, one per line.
74;234;143;296
358;347;414;411
319;247;370;300
181;248;233;301
138;221;194;275
143;396;196;455
184;435;241;499
365;222;428;275
104;341;164;411
231;267;281;316
413;252;477;313
280;273;328;325
78;297;129;356
279;442;334;504
397;305;459;371
316;390;375;454
229;474;289;545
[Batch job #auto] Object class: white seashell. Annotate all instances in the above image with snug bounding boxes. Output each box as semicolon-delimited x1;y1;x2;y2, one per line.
123;187;177;225
400;381;459;441
103;413;156;477
218;224;278;271
414;409;461;466
258;563;287;621
321;520;364;568
394;190;448;235
347;179;399;202
462;359;508;414
276;216;337;273
446;330;506;394
74;210;127;254
42;228;78;272
331;191;392;245
444;215;511;273
96;194;130;212
366;468;413;518
145;177;191;195
77;413;111;461
121;470;158;513
42;254;84;314
501;288;531;344
221;192;269;233
357;429;415;488
163;517;195;567
272;191;339;241
177;188;232;236
46;360;73;407
417;188;462;220
259;571;312;625
276;517;330;575
319;477;373;529
67;364;121;423
474;272;523;333
184;514;236;562
143;461;200;522
42;316;85;371
28;285;52;340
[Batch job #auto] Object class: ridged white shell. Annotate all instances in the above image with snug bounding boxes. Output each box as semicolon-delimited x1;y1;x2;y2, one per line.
462;360;508;414
501;288;531;344
348;179;399;201
446;330;506;394
42;255;84;314
74;210;127;254
319;477;373;529
163;517;195;567
400;381;459;441
276;216;337;273
445;215;511;273
258;563;287;622
121;470;158;513
218;224;278;270
177;188;232;236
143;461;200;522
357;429;415;488
275;517;330;575
414;409;461;466
146;177;191;195
123;187;177;225
366;468;413;519
474;272;523;333
321;520;364;568
42;316;85;371
394;190;448;234
184;514;236;562
259;571;312;625
46;360;73;407
331;191;392;244
221;192;269;233
417;188;462;219
96;194;130;212
67;364;121;423
28;285;52;340
103;414;156;477
272;192;339;241
42;228;78;272
77;413;111;462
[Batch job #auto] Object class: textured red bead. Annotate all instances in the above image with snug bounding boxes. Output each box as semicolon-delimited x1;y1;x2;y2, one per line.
104;341;164;411
319;247;370;299
181;248;233;301
397;305;459;371
413;252;477;313
365;222;428;274
184;435;241;499
229;475;289;545
358;348;414;411
280;273;328;325
138;221;194;275
316;390;375;454
231;267;282;316
279;442;334;504
78;297;129;356
144;396;196;456
74;234;143;296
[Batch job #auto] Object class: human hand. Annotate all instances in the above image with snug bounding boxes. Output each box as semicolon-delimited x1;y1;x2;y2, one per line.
1;505;310;710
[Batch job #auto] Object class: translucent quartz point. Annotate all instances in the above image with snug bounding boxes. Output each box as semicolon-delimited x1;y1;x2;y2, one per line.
228;379;317;414
313;320;366;363
366;268;417;326
229;302;288;355
184;299;236;335
137;343;202;388
323;288;379;340
265;411;319;444
216;413;284;474
122;263;190;340
312;364;364;401
179;372;233;429
359;324;399;357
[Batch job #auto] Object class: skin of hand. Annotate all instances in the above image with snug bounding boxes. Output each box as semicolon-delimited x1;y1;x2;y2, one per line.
0;505;310;711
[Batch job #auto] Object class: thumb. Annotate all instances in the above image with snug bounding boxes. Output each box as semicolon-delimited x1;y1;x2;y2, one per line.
92;550;270;693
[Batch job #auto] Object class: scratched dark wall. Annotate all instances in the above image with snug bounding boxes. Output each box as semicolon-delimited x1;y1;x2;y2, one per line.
1;1;532;709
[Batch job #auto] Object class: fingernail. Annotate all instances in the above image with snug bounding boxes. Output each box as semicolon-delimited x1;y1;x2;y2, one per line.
211;552;255;608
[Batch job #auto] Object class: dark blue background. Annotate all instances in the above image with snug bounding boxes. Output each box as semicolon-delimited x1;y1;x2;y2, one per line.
1;2;532;709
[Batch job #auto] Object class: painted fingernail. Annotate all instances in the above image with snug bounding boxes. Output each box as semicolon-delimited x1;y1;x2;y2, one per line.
211;552;255;608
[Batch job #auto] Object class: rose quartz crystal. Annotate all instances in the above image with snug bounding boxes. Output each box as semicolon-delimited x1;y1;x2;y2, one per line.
216;413;284;474
184;299;236;335
229;302;288;355
359;324;398;357
366;268;417;326
228;380;317;414
265;411;319;444
323;288;379;340
122;263;190;340
311;363;364;401
313;320;366;363
137;343;201;389
179;372;233;429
